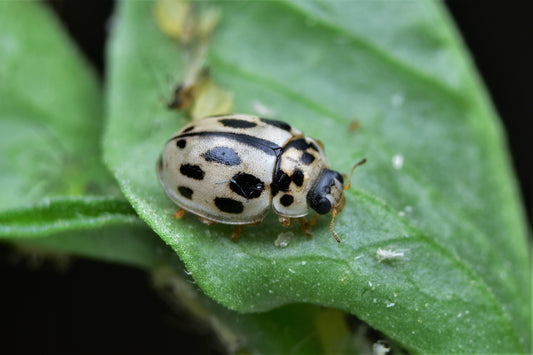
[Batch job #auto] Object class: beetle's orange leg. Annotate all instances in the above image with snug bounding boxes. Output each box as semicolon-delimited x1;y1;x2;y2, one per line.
198;216;217;226
278;215;294;228
172;208;186;219
231;225;244;242
298;214;321;238
298;217;312;238
307;214;320;228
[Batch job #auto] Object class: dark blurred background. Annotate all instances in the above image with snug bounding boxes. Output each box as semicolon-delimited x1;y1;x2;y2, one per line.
1;1;531;354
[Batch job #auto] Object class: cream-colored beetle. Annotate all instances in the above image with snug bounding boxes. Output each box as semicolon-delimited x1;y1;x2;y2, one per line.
157;114;365;242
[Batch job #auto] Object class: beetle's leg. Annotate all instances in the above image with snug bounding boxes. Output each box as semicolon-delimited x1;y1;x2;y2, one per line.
231;225;243;242
298;214;320;238
198;216;217;226
298;217;312;238
172;208;186;219
278;215;294;228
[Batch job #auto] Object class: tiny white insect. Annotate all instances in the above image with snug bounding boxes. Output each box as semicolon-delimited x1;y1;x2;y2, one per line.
392;154;404;169
373;340;391;355
376;247;409;263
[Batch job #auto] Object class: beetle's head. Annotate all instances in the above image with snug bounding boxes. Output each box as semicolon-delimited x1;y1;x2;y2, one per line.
307;159;366;243
307;169;345;217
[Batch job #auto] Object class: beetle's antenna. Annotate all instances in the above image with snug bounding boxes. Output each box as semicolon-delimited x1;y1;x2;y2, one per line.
330;158;366;243
344;158;367;190
330;208;341;243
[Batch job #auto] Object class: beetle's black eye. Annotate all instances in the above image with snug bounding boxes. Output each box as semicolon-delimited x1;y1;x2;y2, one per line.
307;169;339;214
315;198;331;214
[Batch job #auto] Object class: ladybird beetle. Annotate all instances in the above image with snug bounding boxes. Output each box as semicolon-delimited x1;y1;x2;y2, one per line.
157;114;365;242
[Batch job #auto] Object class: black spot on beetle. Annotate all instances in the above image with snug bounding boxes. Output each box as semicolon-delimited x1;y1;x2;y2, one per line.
280;194;294;207
285;138;319;152
214;197;244;214
176;139;186;148
309;141;320;152
291;169;304;186
285;138;309;151
175;131;282;157
219;118;257;128
260;118;292;132
271;169;291;196
301;152;315;165
183;126;195;133
202;146;241;166
178;186;193;199
180;164;205;180
230;173;264;199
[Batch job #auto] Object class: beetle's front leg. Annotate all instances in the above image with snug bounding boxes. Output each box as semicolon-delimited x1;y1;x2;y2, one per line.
298;217;312;238
298;215;320;238
231;225;243;242
278;215;294;228
197;216;217;225
172;208;186;219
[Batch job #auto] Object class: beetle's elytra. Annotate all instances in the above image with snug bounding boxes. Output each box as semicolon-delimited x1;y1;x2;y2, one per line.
157;114;365;242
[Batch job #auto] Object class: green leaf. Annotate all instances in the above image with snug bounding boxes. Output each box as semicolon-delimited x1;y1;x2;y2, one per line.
0;1;117;212
16;224;175;270
0;3;159;272
0;196;141;238
104;1;531;353
152;267;358;355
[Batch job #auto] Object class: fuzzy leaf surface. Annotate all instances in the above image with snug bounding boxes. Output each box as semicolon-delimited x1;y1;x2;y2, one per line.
0;196;140;238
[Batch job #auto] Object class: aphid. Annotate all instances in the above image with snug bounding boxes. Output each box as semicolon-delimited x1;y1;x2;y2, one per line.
154;0;232;119
157;114;365;242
